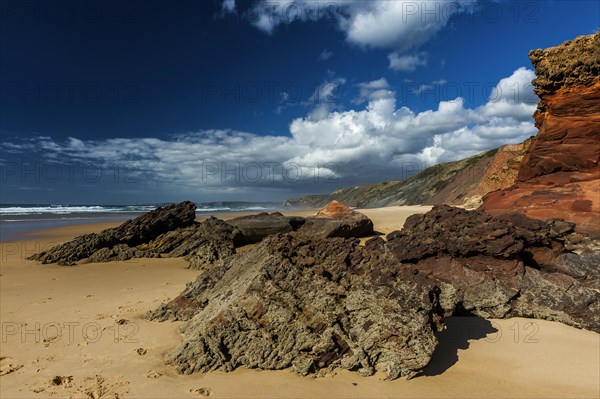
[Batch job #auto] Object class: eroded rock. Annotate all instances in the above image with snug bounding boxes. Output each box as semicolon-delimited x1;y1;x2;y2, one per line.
29;201;197;265
298;201;374;239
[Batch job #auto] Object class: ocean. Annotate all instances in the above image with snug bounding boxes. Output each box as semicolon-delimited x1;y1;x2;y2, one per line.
0;202;284;241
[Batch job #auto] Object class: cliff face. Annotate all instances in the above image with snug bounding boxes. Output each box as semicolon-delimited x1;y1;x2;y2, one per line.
285;143;530;210
483;32;600;235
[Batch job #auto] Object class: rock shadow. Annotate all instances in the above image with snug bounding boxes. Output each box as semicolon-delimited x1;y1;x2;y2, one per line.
422;316;498;376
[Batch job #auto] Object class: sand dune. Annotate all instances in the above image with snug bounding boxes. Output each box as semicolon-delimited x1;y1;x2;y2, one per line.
1;207;598;398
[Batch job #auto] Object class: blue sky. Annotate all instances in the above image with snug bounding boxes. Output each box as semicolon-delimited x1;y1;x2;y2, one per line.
1;0;598;204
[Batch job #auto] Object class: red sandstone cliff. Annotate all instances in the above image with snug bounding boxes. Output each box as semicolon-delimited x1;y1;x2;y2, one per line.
482;32;600;235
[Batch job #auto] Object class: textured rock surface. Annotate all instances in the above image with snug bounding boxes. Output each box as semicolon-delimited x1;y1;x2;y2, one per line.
298;201;374;239
143;217;239;270
28;201;197;265
387;206;599;330
483;32;600;236
151;206;599;380
228;212;305;245
150;233;442;380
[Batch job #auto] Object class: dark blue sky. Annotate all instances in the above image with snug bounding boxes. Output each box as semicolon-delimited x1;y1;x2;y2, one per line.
1;0;598;204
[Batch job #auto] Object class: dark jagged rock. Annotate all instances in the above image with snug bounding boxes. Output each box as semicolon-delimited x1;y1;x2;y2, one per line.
387;206;598;331
228;212;306;245
28;201;196;265
298;201;374;239
149;233;442;380
151;205;598;381
143;217;238;269
82;244;161;263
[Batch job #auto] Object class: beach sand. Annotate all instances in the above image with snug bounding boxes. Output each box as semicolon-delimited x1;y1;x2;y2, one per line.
1;207;598;398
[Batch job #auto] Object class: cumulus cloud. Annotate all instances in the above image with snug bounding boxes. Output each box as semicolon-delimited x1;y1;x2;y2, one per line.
2;68;538;197
354;78;394;104
389;52;428;72
248;0;475;70
489;67;537;104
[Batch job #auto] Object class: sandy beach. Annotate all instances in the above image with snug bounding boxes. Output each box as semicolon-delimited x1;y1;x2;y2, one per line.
1;207;598;398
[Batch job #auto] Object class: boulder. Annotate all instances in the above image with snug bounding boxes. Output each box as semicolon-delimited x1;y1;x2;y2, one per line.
298;201;374;239
149;233;442;380
386;206;598;331
228;212;305;245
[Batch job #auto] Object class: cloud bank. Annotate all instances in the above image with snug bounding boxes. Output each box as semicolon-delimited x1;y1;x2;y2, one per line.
2;68;537;199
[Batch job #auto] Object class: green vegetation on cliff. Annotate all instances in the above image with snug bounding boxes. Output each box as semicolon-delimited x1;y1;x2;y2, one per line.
285;148;500;209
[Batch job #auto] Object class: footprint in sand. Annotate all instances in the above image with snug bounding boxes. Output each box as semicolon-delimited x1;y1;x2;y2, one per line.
190;387;213;397
0;356;23;376
135;348;147;356
146;370;162;379
51;375;73;388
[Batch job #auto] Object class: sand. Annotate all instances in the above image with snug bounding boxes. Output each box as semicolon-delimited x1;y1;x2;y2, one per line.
0;206;598;398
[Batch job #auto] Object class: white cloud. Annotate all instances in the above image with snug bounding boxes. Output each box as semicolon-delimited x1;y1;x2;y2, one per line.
354;78;394;104
248;0;475;69
307;77;346;121
3;68;537;196
318;49;333;61
489;67;537;104
388;52;427;72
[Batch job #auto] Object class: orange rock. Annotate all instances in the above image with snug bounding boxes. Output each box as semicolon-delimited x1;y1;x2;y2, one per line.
315;200;355;219
482;32;600;236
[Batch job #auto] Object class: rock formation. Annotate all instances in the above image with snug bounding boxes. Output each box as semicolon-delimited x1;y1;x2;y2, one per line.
482;32;600;236
387;206;599;330
151;205;599;380
28;202;377;267
29;201;197;265
227;212;306;245
298;201;374;239
150;233;443;380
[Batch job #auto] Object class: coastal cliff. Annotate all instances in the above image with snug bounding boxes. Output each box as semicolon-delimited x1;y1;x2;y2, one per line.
482;32;600;235
285;141;531;209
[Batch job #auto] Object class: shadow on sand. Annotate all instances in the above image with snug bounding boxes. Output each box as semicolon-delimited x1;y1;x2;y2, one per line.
422;316;498;376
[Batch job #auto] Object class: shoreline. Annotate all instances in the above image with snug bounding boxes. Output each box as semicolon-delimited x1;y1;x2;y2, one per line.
1;206;598;398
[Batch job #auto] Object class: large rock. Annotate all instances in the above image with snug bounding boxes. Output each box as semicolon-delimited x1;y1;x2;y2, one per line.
150;233;442;380
298;201;374;239
150;206;598;381
28;201;197;265
482;32;600;236
387;206;599;331
228;212;306;245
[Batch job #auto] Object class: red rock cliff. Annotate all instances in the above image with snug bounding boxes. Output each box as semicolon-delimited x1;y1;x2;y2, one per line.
482;32;600;235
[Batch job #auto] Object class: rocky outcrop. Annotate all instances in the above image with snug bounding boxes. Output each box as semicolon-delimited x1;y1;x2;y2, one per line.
483;32;600;236
151;205;599;380
228;212;306;245
28;202;373;268
387;206;598;330
298;201;374;239
140;217;239;270
28;201;197;265
150;233;442;380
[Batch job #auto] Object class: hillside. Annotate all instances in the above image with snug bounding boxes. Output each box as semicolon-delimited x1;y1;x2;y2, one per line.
285;139;531;209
